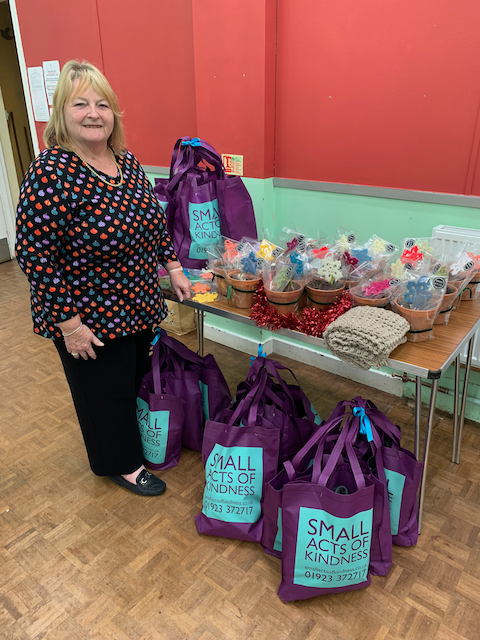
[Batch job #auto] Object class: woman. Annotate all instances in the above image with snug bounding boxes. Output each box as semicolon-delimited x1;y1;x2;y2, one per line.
16;60;191;496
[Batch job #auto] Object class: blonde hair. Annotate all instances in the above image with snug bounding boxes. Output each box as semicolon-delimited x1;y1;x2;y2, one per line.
43;60;126;154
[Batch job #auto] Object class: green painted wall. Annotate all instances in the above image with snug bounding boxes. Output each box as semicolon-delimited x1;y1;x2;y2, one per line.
146;170;480;424
270;187;480;247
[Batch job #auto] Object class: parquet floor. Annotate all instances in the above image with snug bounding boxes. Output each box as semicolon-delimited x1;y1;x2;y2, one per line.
1;259;480;640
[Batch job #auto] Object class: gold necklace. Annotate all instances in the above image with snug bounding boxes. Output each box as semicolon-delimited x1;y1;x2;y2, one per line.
74;148;124;187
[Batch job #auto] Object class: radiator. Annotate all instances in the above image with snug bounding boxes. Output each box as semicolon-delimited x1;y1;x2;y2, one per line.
432;225;480;367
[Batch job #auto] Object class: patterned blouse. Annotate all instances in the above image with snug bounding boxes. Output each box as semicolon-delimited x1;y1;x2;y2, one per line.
16;146;177;340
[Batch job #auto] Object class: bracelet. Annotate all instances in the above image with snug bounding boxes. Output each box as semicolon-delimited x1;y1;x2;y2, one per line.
168;267;183;275
62;323;83;338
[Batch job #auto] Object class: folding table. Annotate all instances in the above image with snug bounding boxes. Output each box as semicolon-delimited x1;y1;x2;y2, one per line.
165;292;480;532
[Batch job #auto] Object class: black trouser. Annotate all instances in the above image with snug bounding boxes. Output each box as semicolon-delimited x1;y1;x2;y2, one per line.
54;330;152;476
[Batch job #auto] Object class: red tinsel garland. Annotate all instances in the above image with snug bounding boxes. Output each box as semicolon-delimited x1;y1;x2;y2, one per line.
250;287;354;338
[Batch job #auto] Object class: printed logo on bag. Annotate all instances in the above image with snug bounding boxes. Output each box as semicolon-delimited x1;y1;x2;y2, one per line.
384;468;406;535
404;262;413;270
405;238;415;249
272;247;282;258
257;257;268;269
464;261;474;271
274;507;283;551
432;263;441;274
296;234;306;242
293;507;373;588
188;198;221;259
433;277;446;290
297;241;307;252
202;444;263;523
388;278;400;287
386;243;396;253
347;234;356;244
136;397;169;464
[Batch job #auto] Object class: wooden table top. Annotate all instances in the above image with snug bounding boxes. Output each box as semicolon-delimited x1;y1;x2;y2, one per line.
173;293;480;380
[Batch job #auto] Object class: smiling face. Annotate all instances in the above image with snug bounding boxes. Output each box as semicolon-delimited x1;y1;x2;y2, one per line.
64;79;114;153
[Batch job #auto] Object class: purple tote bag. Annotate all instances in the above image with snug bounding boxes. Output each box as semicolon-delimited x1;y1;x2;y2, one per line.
262;403;354;559
231;356;319;466
348;414;393;576
352;397;423;547
153;342;204;452
158;333;231;422
137;354;184;471
195;373;280;543
278;424;375;602
154;137;257;269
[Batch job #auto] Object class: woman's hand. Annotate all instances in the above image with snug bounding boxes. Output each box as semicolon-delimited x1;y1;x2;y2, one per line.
58;317;105;360
169;270;191;302
65;325;105;359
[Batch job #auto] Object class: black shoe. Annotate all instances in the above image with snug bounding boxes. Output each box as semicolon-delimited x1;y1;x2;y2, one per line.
109;469;167;496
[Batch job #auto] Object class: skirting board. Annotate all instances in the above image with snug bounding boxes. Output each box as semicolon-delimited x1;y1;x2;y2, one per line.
204;324;404;397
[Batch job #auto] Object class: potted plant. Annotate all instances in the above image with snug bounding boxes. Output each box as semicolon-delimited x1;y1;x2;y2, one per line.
264;264;304;315
393;275;444;342
225;249;262;309
448;252;476;310
208;238;241;298
433;283;458;325
306;256;346;309
349;278;392;308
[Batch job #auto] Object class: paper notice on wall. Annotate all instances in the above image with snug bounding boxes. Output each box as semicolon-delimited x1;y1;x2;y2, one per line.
27;67;49;122
42;60;60;105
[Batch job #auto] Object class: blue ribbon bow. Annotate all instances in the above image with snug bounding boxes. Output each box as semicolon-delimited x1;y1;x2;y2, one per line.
353;406;373;442
250;343;267;363
181;137;201;147
152;326;164;346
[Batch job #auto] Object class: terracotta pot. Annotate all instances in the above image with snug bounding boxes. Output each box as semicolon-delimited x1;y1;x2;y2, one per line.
461;283;479;301
212;262;230;297
393;297;440;342
225;270;262;309
434;285;458;324
448;276;464;310
461;272;480;300
265;282;303;315
306;280;346;310
298;290;308;310
349;291;390;308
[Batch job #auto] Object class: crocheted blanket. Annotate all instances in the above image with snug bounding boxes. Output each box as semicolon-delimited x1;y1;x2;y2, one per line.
323;306;410;370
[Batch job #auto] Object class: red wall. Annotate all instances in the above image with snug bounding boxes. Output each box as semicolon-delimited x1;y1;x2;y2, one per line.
16;0;103;150
16;0;197;167
191;0;276;178
15;0;480;194
275;0;480;195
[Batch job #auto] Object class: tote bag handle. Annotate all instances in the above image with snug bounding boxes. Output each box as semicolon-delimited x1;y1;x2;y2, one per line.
315;417;366;490
228;366;270;427
152;341;183;395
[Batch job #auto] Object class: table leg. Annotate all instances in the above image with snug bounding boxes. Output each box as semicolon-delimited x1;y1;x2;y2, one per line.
418;377;439;535
454;336;475;464
415;376;422;461
451;355;460;463
196;310;205;357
